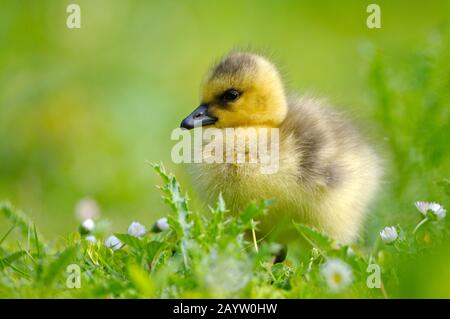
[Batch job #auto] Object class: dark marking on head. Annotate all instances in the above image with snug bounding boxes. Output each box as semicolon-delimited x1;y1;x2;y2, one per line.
211;53;257;79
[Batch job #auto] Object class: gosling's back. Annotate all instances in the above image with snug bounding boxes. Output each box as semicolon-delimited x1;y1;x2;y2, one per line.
279;95;381;242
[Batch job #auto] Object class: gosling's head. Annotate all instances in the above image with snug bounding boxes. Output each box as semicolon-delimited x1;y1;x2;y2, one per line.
181;52;287;129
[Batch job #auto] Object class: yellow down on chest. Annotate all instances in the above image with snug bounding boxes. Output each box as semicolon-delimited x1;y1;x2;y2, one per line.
192;127;302;213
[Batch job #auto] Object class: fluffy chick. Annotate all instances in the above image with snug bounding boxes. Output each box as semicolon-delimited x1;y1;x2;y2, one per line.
180;52;381;244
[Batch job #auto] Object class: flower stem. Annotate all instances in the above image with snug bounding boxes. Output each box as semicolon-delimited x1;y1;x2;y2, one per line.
380;280;389;299
251;219;259;253
413;218;428;234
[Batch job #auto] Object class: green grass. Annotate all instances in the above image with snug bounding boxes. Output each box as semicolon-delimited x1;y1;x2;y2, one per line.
0;161;449;298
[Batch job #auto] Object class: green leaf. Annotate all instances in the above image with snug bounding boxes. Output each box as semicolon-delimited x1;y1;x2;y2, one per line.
152;163;192;268
41;246;77;286
146;241;164;261
239;199;273;225
32;223;41;257
0;225;16;246
128;263;155;298
0;250;26;270
294;223;334;251
0;202;34;237
115;233;145;251
206;195;227;243
152;162;170;184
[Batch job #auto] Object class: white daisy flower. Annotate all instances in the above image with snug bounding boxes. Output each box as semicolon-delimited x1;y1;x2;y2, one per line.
127;221;146;238
415;201;446;220
379;226;398;244
321;258;353;292
80;218;95;233
415;201;429;215
152;217;169;232
85;235;97;243
105;235;123;250
75;198;100;221
429;203;446;220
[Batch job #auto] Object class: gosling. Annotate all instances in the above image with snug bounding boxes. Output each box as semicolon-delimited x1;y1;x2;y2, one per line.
180;52;381;244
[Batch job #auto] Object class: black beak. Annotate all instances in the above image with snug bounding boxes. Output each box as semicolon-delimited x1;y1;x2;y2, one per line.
180;104;217;130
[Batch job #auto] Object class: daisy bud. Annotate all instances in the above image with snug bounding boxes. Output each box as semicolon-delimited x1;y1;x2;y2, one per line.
151;217;169;232
79;218;95;234
379;226;398;244
127;221;147;238
105;235;123;250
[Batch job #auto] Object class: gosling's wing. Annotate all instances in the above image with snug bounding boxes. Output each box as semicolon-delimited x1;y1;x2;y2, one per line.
281;95;364;189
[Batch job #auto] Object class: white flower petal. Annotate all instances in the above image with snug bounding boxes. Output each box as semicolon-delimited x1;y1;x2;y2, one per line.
415;201;430;215
81;218;95;232
105;235;123;250
415;201;446;220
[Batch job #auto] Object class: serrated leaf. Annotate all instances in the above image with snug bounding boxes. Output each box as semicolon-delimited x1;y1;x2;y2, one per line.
152;162;170;183
152;163;192;268
239;199;272;225
115;233;144;251
294;223;333;250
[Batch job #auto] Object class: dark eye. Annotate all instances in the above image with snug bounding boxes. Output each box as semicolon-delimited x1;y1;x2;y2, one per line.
220;89;240;103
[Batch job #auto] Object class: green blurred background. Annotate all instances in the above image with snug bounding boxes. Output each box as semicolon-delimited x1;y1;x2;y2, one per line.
0;0;449;239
